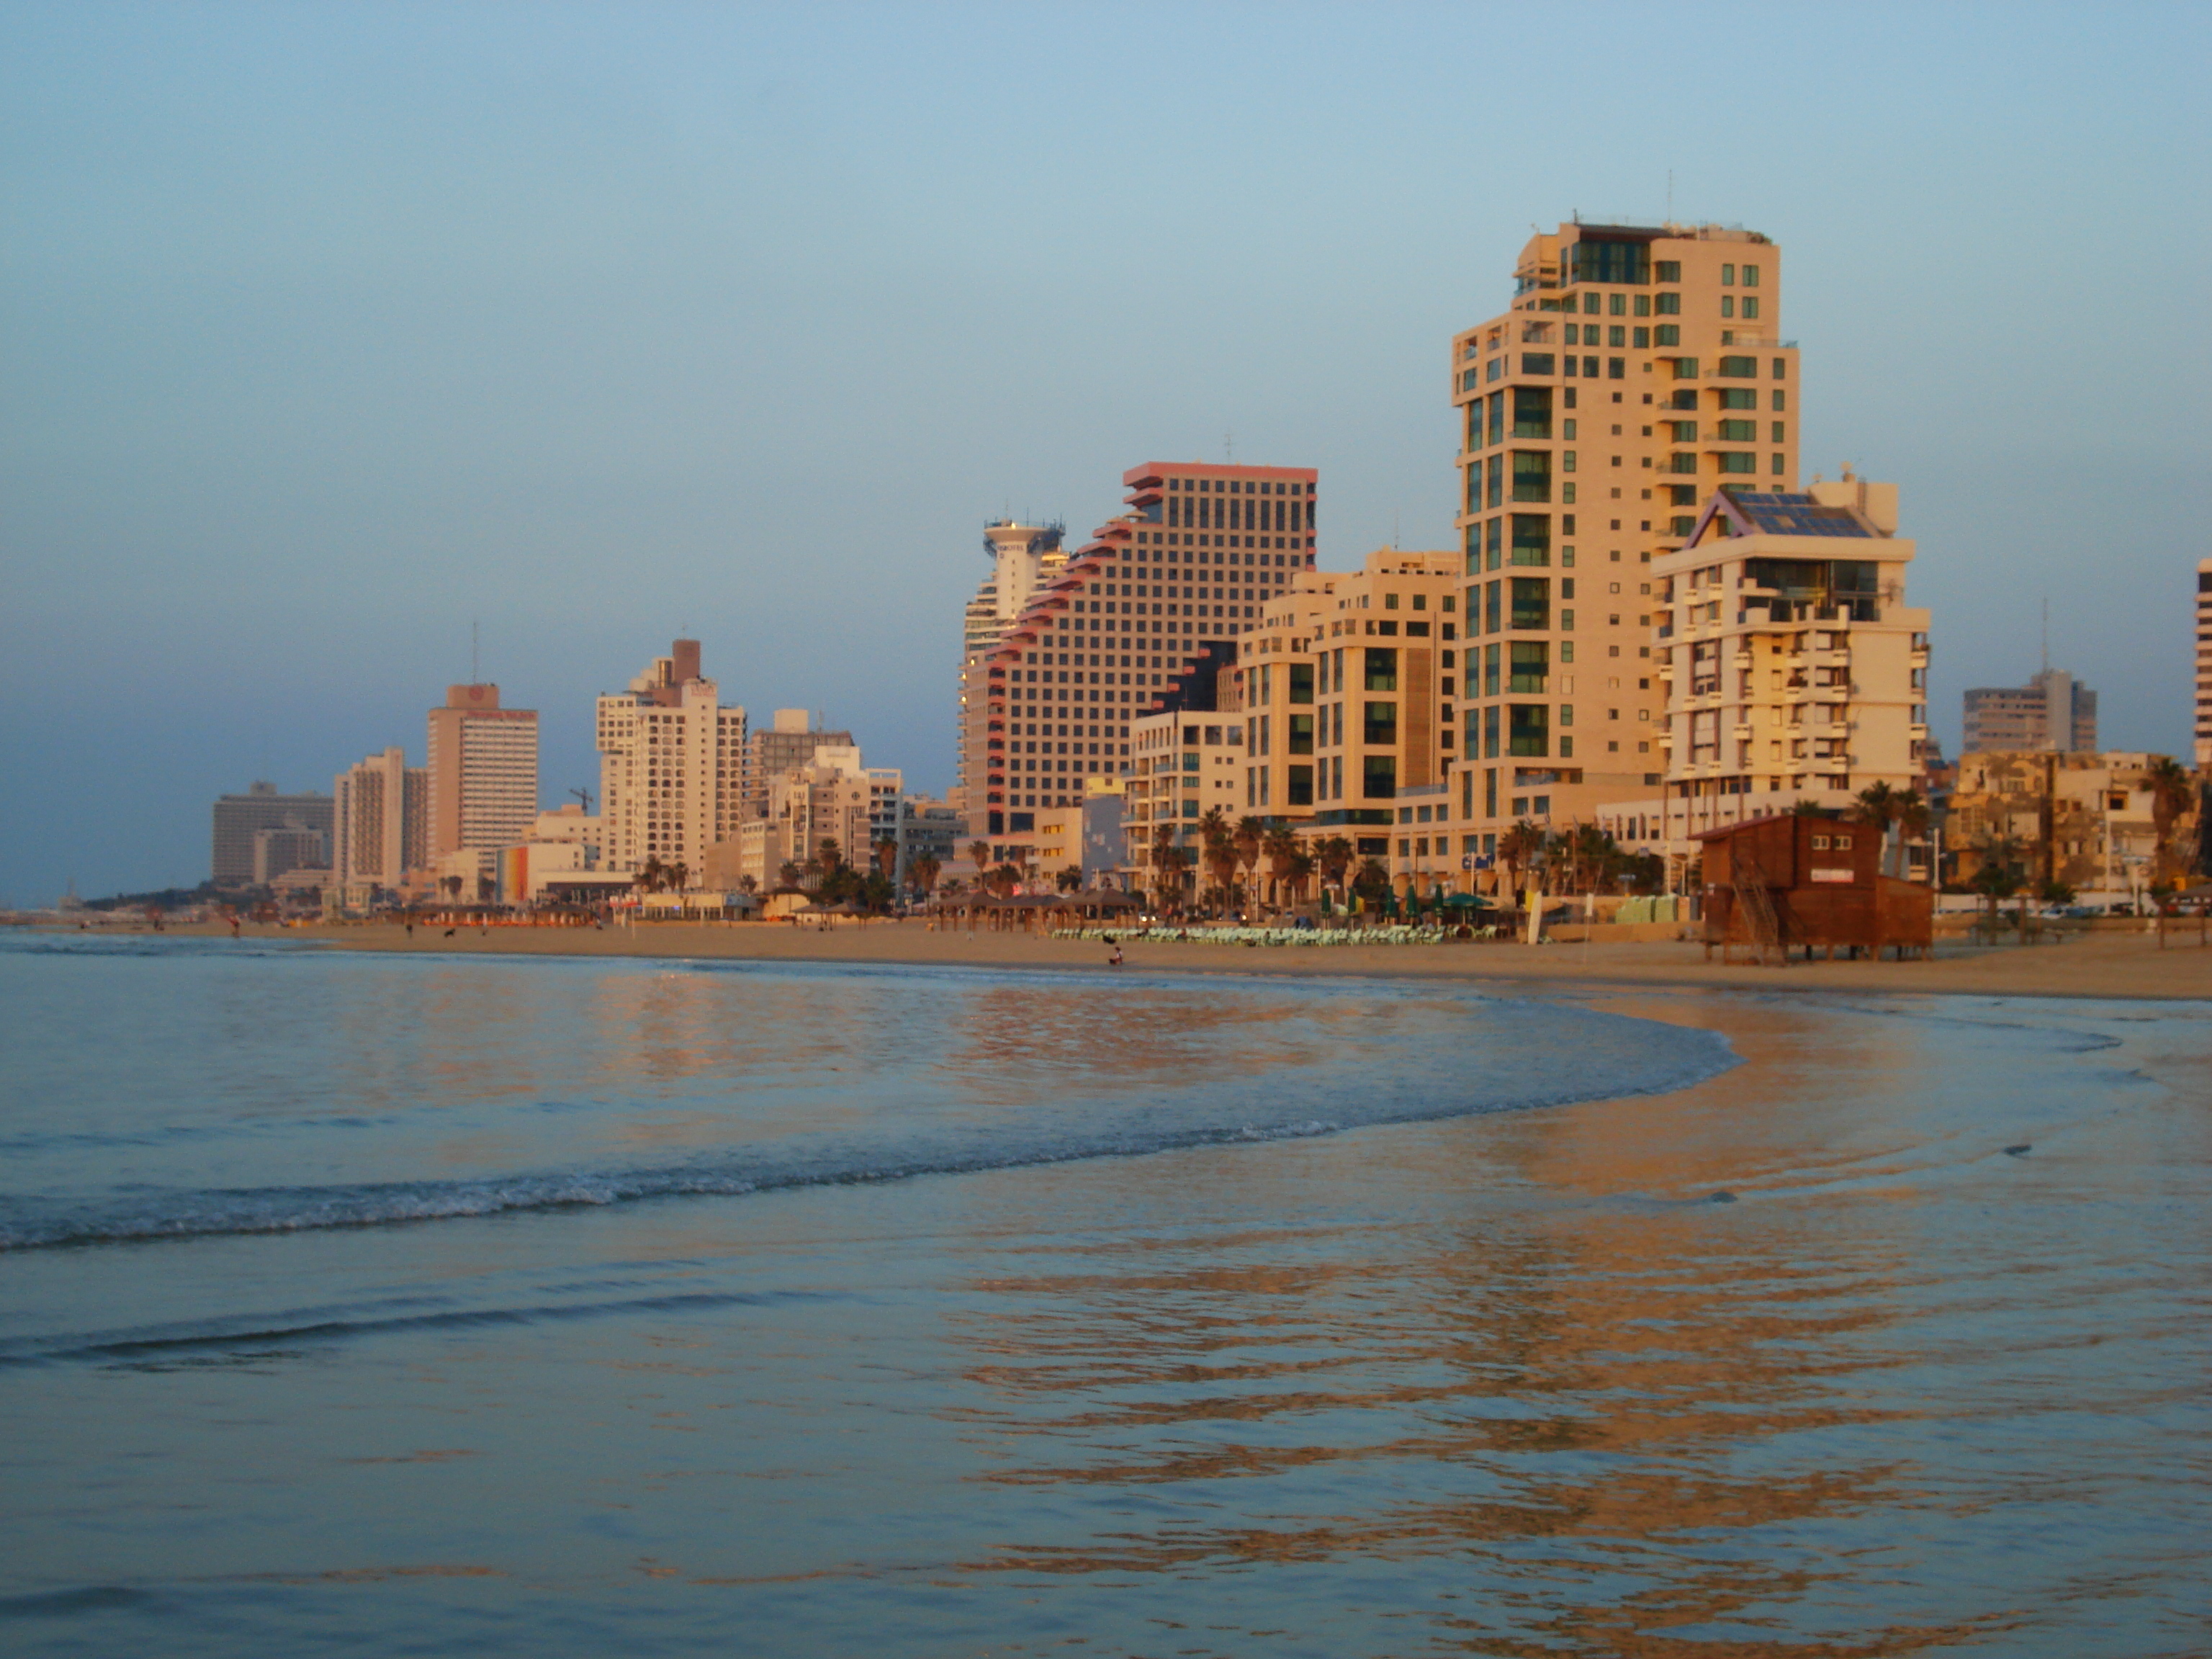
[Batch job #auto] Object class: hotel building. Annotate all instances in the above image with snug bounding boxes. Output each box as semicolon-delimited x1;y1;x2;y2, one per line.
1447;220;1800;852
210;781;333;887
333;747;428;897
594;639;748;875
426;683;539;858
1592;476;1931;864
961;461;1318;843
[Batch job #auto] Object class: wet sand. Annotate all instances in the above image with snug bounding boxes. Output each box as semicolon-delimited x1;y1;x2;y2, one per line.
174;916;2212;1001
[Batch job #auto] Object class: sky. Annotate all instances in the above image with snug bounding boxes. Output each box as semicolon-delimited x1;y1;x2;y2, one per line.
3;1;2208;904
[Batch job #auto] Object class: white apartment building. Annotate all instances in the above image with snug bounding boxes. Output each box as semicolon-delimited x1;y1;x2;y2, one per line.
1592;475;1930;866
1125;711;1246;897
595;639;748;876
333;747;428;896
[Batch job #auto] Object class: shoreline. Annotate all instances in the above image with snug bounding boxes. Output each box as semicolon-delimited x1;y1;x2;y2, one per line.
88;917;2212;1001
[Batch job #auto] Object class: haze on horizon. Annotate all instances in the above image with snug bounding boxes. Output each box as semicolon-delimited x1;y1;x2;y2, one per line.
3;1;2206;904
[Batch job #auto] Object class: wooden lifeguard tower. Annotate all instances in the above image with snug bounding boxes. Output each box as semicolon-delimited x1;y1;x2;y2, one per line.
1697;815;1933;964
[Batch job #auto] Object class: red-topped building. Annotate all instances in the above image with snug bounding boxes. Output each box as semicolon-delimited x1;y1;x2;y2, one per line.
960;462;1318;841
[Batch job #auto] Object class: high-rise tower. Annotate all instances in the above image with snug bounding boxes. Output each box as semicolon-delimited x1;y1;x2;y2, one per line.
955;521;1065;810
426;684;539;858
1447;221;1799;847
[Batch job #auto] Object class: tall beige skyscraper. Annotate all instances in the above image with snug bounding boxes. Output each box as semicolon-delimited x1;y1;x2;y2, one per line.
1447;220;1800;846
333;747;428;894
426;683;539;858
594;639;747;876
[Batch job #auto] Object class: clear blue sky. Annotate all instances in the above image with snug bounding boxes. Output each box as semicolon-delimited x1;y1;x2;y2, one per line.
4;1;2207;902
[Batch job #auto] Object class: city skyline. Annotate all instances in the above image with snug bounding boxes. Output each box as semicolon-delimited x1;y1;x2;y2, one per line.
4;4;2208;903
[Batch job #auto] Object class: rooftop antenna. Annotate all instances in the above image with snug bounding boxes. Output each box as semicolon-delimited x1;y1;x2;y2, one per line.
1393;510;1401;551
471;619;479;683
1224;431;1234;463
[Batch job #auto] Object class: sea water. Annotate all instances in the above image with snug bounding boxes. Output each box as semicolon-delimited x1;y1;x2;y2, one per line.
0;935;2205;1655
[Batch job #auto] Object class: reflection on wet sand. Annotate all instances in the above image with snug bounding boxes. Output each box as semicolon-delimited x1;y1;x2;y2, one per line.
926;1000;2058;1653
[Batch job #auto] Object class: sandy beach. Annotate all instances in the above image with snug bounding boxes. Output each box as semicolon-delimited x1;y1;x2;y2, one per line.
143;914;2212;1000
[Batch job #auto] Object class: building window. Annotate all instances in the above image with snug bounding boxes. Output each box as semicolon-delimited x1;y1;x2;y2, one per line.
1721;295;1735;318
1364;648;1398;692
1510;514;1550;567
1719;420;1756;441
1362;755;1398;799
1717;452;1758;474
1508;705;1550;757
1287;765;1313;806
1289;714;1315;755
1742;296;1761;320
1363;701;1398;745
1511;451;1552;503
1509;641;1549;693
1522;354;1555;377
1655;260;1681;283
1654;324;1680;346
1719;355;1758;378
1510;577;1550;630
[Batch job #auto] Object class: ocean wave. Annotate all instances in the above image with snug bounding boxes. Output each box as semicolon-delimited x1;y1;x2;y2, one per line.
0;1025;1732;1254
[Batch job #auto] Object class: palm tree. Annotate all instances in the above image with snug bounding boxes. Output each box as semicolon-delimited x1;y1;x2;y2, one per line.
441;873;464;903
911;854;942;900
2145;757;2194;885
635;855;668;894
666;861;689;893
873;839;898;881
1285;850;1316;907
1055;865;1083;894
1851;781;1911;876
737;874;758;896
816;837;842;876
1315;835;1354;903
1969;833;2025;933
1204;833;1239;917
1152;833;1192;914
775;860;803;889
1232;815;1264;913
1261;825;1301;912
1497;819;1546;899
968;840;992;885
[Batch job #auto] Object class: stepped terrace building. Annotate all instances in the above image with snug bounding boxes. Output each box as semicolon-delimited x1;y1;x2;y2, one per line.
960;460;1318;842
1447;220;1801;850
